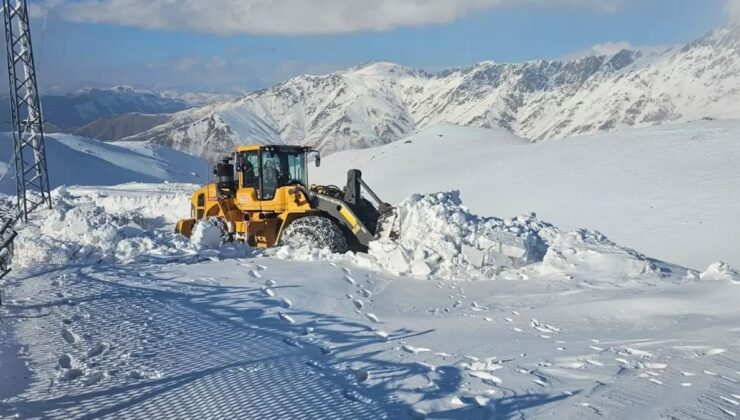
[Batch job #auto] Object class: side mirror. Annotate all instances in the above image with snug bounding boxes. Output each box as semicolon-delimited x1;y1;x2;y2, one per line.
311;150;321;167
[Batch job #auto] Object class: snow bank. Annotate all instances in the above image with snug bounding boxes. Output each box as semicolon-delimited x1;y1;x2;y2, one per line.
363;192;556;279
700;262;740;283
539;229;662;280
275;191;666;282
12;185;245;268
13;184;673;283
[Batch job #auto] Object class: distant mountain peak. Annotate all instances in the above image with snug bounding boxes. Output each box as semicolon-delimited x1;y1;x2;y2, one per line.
120;23;740;159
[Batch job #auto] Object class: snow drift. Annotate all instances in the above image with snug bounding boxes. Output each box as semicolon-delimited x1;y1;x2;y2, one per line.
8;182;724;285
277;190;677;282
362;192;555;278
11;184;245;268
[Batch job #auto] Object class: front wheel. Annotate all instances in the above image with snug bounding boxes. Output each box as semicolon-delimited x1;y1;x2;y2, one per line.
279;216;348;253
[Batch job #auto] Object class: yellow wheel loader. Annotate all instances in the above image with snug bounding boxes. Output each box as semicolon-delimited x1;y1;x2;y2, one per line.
175;144;396;252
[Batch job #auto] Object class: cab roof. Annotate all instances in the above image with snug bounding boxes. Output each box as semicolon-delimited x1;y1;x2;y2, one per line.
234;144;311;153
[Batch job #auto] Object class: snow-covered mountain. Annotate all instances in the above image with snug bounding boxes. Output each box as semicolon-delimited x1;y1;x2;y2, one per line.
123;24;740;159
0;86;235;131
0;133;207;193
34;86;192;129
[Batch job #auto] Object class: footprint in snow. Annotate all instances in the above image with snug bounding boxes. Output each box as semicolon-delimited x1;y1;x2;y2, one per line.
280;297;292;308
61;328;78;344
342;389;372;404
344;275;356;285
306;360;325;370
319;345;335;355
250;270;262;279
365;313;380;323
402;345;431;354
262;287;275;297
255;264;267;271
343;267;352;275
84;371;107;386
352;368;370;383
265;279;276;287
359;288;372;298
58;354;74;369
278;313;296;324
373;330;389;340
353;299;364;309
87;342;109;358
283;338;302;348
467;371;503;385
533;379;548;387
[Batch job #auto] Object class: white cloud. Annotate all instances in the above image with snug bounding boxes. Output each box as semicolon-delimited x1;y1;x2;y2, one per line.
45;0;621;36
559;41;633;60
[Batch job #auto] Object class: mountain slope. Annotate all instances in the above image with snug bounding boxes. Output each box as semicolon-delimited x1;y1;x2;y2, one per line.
0;133;207;194
315;120;740;270
124;24;740;159
73;113;174;141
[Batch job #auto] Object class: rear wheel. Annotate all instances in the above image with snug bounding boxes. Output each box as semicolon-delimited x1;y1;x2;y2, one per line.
279;216;348;253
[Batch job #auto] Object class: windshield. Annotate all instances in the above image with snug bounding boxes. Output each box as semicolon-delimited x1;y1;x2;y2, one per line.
260;148;307;200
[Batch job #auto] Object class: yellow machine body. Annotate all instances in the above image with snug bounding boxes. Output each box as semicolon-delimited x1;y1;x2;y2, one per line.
176;144;385;250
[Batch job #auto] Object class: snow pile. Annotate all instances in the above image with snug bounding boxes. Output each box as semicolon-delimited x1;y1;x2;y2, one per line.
539;229;662;280
190;219;225;250
699;261;740;283
12;185;244;268
272;191;668;281
13;189;187;267
358;192;557;279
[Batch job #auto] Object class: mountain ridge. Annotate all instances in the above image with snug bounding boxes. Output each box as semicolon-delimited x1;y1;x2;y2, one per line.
120;24;740;160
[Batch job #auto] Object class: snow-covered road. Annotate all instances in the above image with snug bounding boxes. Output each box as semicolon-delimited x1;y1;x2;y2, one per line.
1;182;739;419
1;263;395;419
3;255;739;419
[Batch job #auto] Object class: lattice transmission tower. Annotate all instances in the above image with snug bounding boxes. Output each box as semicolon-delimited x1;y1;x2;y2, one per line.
3;0;52;222
0;0;52;299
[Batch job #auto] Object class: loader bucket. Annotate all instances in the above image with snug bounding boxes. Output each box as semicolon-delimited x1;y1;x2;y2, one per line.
373;206;399;241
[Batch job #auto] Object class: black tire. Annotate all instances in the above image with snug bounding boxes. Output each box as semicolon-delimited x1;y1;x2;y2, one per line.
197;217;231;243
279;216;348;253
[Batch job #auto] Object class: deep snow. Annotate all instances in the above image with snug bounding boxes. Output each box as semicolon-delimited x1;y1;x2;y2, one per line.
1;183;738;419
315;120;740;270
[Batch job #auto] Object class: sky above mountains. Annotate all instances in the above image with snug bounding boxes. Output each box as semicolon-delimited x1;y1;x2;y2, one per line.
25;0;739;92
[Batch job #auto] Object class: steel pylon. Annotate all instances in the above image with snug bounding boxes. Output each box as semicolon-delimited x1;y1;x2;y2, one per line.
3;0;52;222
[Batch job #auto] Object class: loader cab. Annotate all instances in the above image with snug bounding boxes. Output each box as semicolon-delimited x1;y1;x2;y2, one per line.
232;145;319;210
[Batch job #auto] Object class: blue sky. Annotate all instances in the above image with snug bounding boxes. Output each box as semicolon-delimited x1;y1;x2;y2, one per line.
31;0;733;92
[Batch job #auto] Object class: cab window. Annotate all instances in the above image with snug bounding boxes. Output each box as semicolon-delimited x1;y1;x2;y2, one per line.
260;148;307;200
240;152;259;188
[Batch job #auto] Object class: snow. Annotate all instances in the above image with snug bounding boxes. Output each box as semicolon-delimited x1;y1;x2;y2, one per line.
190;219;225;250
0;123;739;417
315;120;740;270
0;182;738;419
127;25;740;159
361;191;555;279
0;133;208;194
